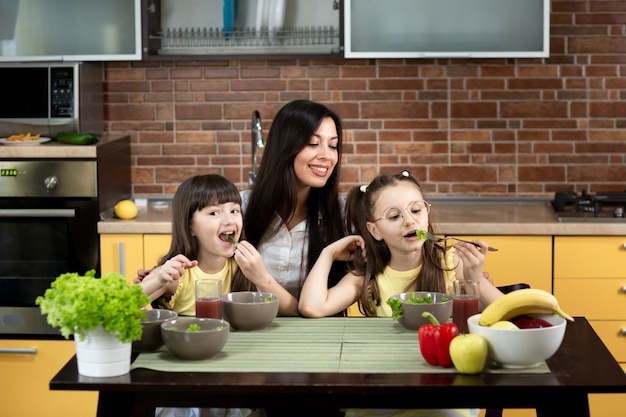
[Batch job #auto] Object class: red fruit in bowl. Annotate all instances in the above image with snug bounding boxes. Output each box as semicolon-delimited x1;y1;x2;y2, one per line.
512;315;553;329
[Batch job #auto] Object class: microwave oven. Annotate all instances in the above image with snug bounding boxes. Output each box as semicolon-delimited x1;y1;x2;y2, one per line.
0;62;104;138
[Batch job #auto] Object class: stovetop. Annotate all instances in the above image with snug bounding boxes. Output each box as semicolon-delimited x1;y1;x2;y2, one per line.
551;191;626;222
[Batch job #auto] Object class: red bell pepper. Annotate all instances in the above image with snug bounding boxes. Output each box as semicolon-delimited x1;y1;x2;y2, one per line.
418;311;459;368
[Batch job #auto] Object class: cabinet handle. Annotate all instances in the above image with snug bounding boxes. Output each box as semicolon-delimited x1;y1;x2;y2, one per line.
622;286;626;293
0;348;37;354
118;241;126;277
622;329;626;336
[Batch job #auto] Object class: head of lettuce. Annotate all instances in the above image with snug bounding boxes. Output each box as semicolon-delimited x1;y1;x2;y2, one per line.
36;270;150;343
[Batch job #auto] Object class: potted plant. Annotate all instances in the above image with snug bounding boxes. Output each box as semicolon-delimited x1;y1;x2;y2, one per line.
36;270;150;377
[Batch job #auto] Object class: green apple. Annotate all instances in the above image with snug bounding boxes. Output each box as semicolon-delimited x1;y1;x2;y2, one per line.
449;334;488;374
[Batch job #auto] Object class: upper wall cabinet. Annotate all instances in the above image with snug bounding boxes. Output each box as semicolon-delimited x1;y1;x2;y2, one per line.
0;0;141;62
344;0;549;59
143;0;341;59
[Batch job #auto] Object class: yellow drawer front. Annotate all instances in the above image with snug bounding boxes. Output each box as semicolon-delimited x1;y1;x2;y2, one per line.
554;278;626;320
588;320;626;363
455;235;552;292
0;340;97;417
554;236;626;278
589;394;626;417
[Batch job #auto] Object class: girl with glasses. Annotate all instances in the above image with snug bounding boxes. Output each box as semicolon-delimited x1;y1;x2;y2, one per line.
299;170;502;319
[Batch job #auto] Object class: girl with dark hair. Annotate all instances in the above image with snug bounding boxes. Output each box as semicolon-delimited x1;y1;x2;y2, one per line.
230;99;347;316
140;174;267;319
299;170;502;318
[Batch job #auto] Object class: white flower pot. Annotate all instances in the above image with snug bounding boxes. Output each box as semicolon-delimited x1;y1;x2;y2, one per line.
74;326;131;377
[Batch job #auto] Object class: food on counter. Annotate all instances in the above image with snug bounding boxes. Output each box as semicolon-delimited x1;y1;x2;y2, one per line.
115;200;138;220
478;288;574;327
7;132;41;141
56;131;100;145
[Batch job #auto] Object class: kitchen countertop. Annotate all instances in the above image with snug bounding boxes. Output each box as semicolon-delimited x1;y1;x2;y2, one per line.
99;198;626;236
0;133;124;158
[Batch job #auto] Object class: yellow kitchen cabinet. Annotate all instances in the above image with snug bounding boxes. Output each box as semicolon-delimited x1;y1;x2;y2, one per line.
144;234;172;270
554;236;626;417
100;234;172;282
0;339;97;417
100;234;144;283
453;235;552;292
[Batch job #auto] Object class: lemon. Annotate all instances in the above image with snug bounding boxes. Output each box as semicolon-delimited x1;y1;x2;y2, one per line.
114;199;138;220
490;320;519;330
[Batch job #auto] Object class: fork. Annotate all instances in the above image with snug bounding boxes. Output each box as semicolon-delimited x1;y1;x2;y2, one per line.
423;231;498;252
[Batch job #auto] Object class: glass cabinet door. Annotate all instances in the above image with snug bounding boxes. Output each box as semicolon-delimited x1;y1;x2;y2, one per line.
344;0;549;59
0;0;141;61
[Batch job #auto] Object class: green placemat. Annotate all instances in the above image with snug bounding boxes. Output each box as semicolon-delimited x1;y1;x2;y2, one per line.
131;317;549;374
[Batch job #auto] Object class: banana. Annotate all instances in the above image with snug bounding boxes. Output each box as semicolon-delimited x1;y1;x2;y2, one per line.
479;288;574;326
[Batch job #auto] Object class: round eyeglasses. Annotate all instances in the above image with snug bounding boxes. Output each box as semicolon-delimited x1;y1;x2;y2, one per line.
373;200;431;226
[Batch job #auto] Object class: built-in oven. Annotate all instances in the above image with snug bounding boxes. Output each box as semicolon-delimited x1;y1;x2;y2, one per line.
0;160;100;336
0;138;131;337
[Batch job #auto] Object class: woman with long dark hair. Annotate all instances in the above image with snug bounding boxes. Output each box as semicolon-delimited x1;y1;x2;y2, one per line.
230;99;347;316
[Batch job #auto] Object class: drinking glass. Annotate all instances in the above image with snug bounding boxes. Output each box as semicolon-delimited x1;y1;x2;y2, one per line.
452;280;480;334
195;279;222;319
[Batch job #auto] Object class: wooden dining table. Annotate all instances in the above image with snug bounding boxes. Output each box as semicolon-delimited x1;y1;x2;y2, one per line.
49;316;626;417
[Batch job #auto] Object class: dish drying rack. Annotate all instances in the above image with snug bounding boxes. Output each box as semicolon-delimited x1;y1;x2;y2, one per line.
154;25;340;55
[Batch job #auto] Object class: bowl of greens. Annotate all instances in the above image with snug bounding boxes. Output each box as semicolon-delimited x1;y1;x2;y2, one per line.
222;291;279;331
387;292;452;330
161;317;229;360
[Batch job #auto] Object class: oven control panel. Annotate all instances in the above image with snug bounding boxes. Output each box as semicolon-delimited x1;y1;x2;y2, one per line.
0;160;97;198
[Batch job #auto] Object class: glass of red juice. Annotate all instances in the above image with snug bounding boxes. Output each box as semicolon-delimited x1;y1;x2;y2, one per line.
452;280;479;334
195;279;223;319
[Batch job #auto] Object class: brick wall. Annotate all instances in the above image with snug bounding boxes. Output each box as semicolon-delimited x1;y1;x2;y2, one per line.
104;0;626;197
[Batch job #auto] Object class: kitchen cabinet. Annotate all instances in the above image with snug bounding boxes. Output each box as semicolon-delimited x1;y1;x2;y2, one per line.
553;236;626;416
100;234;171;282
0;339;97;417
0;0;141;62
452;235;552;292
143;0;341;59
344;0;549;59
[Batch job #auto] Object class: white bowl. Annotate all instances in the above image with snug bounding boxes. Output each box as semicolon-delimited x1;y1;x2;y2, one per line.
467;313;566;368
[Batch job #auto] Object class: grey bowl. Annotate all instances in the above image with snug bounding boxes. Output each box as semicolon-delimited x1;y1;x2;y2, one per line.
389;292;453;330
133;309;178;352
161;317;229;360
222;291;279;331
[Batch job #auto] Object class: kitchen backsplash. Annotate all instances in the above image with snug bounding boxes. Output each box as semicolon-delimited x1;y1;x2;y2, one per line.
103;0;626;197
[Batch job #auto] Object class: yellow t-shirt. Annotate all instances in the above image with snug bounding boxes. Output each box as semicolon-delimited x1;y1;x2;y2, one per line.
157;258;235;316
375;248;457;317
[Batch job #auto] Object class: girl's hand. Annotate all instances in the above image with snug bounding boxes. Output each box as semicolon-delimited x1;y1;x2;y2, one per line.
233;240;271;285
156;254;197;285
325;235;366;262
454;239;488;281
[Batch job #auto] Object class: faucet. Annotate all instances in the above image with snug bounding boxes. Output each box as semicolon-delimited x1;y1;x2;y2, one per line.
249;110;265;187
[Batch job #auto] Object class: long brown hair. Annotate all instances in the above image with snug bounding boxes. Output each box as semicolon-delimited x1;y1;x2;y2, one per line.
159;174;242;265
230;100;346;294
346;172;452;316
